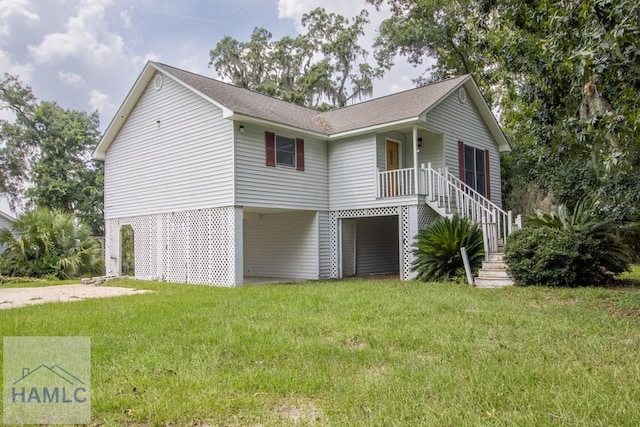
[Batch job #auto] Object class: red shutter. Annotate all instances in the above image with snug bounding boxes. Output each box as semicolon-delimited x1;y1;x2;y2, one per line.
265;132;275;167
458;140;465;182
484;149;491;200
296;138;304;171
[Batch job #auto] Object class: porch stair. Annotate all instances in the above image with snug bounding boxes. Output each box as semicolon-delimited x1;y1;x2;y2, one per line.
418;164;521;287
474;250;514;288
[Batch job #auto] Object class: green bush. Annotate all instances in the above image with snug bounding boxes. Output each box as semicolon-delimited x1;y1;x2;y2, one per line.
505;227;582;286
621;222;640;263
412;215;484;282
507;196;631;286
0;208;103;279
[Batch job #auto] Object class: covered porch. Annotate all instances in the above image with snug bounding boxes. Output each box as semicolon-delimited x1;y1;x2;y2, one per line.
375;125;444;198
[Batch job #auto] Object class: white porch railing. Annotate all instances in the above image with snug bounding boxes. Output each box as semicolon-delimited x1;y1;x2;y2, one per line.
377;167;416;197
376;163;521;257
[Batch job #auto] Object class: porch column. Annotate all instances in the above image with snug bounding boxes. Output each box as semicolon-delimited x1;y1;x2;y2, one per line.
233;206;243;286
413;125;419;194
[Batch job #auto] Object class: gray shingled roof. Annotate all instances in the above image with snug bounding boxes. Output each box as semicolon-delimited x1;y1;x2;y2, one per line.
154;63;468;136
154;63;325;134
318;75;468;134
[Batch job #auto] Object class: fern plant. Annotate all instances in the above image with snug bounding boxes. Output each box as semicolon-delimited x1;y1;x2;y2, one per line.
412;215;484;282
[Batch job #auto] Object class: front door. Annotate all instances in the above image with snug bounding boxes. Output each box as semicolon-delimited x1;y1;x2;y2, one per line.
386;141;399;196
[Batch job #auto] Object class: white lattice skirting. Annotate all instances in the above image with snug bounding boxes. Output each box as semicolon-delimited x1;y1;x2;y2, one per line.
105;207;239;287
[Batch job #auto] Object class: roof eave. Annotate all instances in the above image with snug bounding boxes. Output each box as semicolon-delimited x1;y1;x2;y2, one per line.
92;62;157;160
328;117;421;140
229;113;328;139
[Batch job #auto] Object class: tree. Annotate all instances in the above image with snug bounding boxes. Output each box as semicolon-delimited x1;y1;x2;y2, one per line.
209;7;383;108
0;208;103;278
370;0;640;221
0;74;104;234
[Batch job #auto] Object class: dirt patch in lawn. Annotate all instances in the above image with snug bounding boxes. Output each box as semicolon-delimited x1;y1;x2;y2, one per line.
0;284;152;309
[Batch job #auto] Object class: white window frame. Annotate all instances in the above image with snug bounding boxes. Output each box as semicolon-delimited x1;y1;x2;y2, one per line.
275;134;296;168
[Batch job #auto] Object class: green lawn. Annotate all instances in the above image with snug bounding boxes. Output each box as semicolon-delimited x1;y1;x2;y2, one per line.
0;277;81;288
1;269;640;426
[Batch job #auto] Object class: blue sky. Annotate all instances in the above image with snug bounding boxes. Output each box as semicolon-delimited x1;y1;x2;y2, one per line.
1;0;423;129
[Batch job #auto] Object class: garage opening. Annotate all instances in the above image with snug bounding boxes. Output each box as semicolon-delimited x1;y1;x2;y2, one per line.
341;215;399;277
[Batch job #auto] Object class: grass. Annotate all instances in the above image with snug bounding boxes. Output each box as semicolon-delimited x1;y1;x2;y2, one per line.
0;277;82;288
1;269;640;425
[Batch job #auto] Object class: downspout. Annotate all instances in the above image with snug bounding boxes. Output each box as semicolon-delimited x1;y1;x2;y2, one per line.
413;126;419;195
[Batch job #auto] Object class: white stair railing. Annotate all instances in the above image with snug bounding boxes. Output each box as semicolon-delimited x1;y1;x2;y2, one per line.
419;163;520;257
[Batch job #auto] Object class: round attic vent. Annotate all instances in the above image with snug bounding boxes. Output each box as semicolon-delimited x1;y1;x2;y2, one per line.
153;74;163;90
458;87;467;103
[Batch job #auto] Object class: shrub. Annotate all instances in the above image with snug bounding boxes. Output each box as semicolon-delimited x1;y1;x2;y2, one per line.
0;208;104;279
621;222;640;263
412;215;484;282
505;227;582;286
506;197;631;286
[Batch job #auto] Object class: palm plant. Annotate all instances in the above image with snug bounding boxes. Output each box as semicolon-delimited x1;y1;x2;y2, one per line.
412;215;484;282
524;196;630;283
0;208;103;278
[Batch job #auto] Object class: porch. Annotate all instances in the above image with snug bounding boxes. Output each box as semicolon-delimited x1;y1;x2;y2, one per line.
377;163;521;259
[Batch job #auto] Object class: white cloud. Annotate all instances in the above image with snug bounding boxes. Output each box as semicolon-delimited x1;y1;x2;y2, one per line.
0;0;40;38
0;49;34;82
28;0;125;66
131;52;160;70
88;89;114;114
278;0;364;21
120;9;132;28
175;54;209;76
57;70;85;87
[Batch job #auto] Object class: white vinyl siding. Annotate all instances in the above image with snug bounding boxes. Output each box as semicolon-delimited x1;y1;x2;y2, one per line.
235;125;328;210
0;214;13;231
0;213;13;253
355;216;399;275
243;210;318;280
104;73;234;219
417;133;445;170
329;135;416;210
425;91;503;207
329;135;375;210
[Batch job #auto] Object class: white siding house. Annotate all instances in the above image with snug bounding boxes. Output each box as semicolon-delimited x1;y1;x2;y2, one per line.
0;210;14;231
95;62;512;286
0;210;16;253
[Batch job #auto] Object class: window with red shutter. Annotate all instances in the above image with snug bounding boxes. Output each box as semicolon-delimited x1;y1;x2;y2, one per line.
265;132;305;171
265;132;275;167
458;141;489;199
296;138;304;171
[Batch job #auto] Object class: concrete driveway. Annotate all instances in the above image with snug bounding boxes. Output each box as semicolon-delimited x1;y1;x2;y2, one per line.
0;284;152;309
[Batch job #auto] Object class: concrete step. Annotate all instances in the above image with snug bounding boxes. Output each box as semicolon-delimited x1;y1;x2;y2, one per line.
488;253;506;262
481;260;508;271
475;251;513;287
475;277;514;288
478;269;511;279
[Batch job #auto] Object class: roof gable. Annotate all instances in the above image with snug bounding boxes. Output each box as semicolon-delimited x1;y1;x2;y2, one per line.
94;62;510;159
